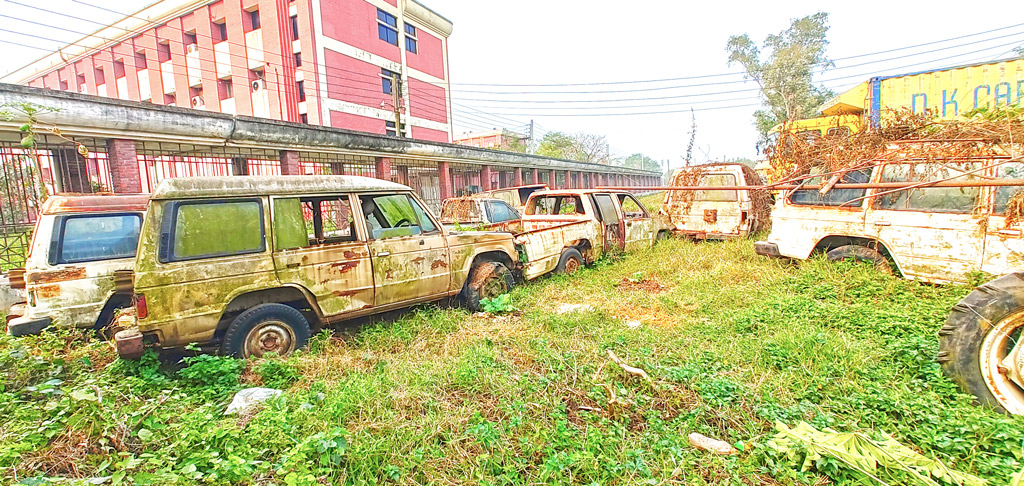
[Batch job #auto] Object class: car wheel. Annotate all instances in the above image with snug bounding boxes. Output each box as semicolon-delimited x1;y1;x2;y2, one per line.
826;244;892;274
939;272;1024;415
462;261;515;312
222;303;310;358
555;248;584;275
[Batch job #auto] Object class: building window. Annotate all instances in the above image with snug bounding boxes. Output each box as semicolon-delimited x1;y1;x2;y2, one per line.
294;52;302;67
296;81;305;102
377;9;398;46
385;120;405;136
113;60;125;78
157;41;171;62
218;79;233;100
135;51;147;69
247;9;260;31
300;113;308;124
213;21;228;42
183;32;197;48
404;24;417;54
381;68;399;95
290;16;299;41
59;80;69;91
94;67;106;85
76;73;86;90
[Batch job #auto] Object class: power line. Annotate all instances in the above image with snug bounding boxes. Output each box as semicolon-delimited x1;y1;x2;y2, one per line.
448;21;1024;87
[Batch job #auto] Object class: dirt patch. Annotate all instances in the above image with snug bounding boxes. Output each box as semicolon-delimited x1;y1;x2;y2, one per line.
616;277;667;293
614;304;677;328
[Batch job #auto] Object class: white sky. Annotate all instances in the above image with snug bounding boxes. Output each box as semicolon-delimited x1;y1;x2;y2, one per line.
1;0;1020;173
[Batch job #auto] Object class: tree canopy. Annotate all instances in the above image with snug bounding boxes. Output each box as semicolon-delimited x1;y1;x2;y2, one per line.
726;12;834;139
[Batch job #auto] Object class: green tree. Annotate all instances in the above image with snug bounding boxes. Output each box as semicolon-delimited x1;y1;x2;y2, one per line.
536;131;609;163
620;153;660;172
536;131;577;159
726;12;834;139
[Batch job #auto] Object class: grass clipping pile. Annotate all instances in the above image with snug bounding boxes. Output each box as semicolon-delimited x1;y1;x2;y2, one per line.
766;107;1024;222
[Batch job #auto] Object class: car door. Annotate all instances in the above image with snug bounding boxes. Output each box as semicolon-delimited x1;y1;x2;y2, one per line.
592;193;625;252
617;194;655;250
867;163;986;282
982;161;1024;275
271;195;374;317
360;193;450;306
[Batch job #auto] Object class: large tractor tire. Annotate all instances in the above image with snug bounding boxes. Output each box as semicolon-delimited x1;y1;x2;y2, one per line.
938;272;1024;415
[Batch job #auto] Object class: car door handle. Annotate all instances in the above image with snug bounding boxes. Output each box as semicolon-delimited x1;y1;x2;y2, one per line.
286;262;299;269
419;240;425;245
873;220;891;226
377;251;390;257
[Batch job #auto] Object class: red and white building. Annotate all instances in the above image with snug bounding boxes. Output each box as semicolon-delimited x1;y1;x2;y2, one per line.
2;0;453;142
454;129;528;150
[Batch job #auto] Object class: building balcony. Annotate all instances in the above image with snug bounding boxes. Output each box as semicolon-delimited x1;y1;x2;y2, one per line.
115;77;129;100
137;70;151;101
252;89;270;118
185;46;201;87
161;61;175;94
245;29;264;70
215;41;231;79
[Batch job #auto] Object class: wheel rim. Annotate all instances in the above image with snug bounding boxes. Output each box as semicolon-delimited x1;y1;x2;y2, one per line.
564;256;581;274
479;269;508;299
243;320;297;358
979;310;1024;415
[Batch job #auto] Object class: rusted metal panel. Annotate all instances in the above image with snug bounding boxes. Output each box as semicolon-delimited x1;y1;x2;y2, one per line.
41;194;149;215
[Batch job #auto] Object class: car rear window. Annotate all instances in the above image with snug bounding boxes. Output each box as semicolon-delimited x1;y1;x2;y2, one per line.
54;213;141;264
695;174;738;202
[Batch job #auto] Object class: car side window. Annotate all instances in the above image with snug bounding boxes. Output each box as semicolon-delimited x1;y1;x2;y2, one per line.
790;168;871;207
593;194;620;223
485;200;519;223
361;194;423;239
618;194;648;219
165;199;265;262
874;164;981;213
994;162;1024;215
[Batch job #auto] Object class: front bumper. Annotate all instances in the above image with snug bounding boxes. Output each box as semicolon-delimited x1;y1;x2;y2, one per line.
7;315;53;337
754;241;781;258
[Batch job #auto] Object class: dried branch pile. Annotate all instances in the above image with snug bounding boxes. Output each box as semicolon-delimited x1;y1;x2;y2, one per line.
765;107;1024;185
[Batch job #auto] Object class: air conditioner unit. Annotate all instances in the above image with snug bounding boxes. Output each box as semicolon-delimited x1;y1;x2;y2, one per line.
251;79;265;92
190;96;204;108
185;43;199;54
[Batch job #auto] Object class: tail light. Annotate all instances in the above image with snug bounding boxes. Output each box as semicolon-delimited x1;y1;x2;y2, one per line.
135;294;148;319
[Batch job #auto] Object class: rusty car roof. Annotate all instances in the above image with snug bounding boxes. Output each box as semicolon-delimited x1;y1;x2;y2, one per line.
41;194;150;214
150;175;411;199
530;188;635;197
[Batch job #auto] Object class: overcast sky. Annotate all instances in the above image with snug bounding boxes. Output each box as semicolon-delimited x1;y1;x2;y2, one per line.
1;0;1020;172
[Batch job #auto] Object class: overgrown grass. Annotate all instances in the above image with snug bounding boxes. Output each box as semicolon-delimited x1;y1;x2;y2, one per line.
2;238;1023;485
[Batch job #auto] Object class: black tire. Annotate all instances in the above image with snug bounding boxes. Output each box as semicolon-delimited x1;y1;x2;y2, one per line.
221;303;310;358
938;272;1024;415
656;231;670;242
555;248;584;275
826;244;892;274
461;261;515;312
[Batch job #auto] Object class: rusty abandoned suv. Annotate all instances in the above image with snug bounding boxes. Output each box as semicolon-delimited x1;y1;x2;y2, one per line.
117;176;519;359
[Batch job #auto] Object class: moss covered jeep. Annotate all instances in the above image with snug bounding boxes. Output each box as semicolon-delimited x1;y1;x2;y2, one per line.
116;176;519;359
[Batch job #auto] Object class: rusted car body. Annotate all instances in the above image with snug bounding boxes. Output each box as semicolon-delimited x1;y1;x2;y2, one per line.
122;176;519;357
662;163;770;239
754;160;1024;284
514;189;670;279
7;194;148;336
438;197;521;231
479;184;547;212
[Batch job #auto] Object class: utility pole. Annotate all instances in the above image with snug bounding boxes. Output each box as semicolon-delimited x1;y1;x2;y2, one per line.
528;119;534;153
391;73;402;137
